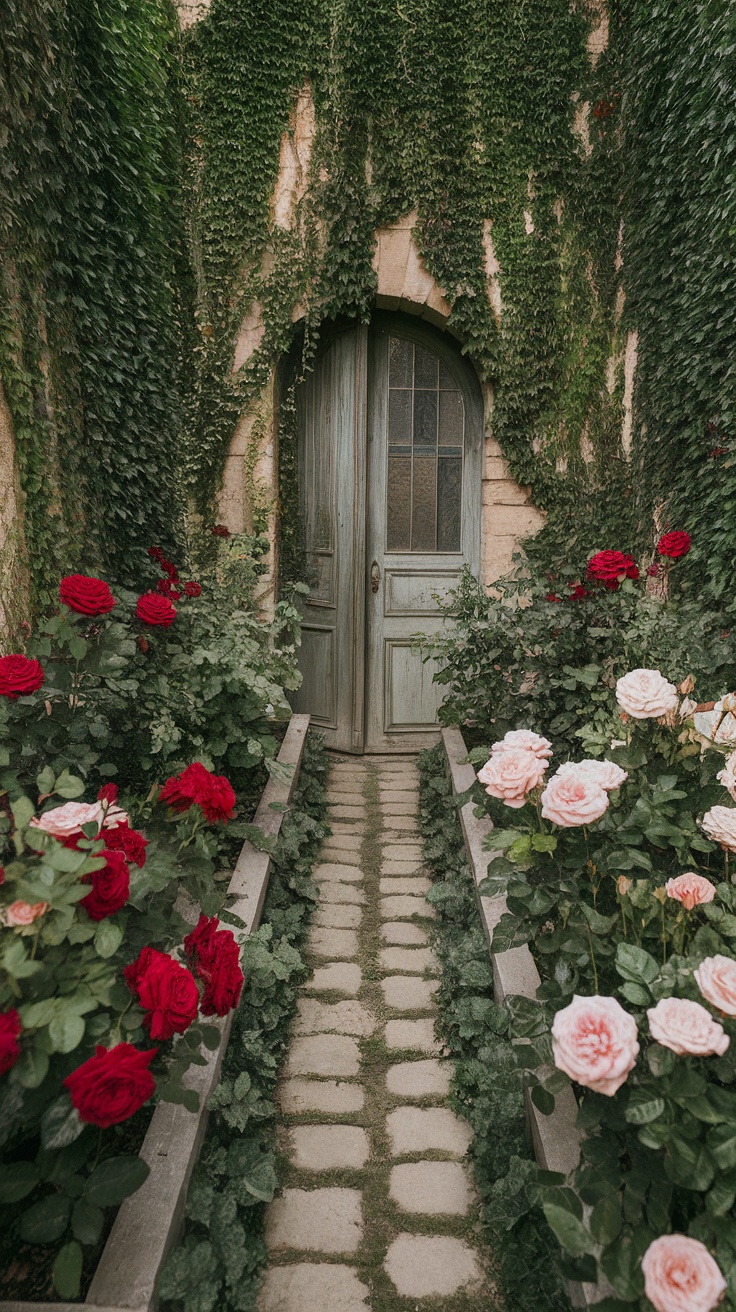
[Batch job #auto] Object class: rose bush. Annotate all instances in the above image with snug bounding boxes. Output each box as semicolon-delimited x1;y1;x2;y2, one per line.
472;678;736;1306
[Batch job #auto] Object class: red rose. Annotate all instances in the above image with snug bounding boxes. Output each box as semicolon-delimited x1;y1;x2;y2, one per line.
156;578;172;596
184;915;244;1017
657;530;691;559
64;1043;156;1127
568;584;589;601
80;849;130;920
0;1009;22;1076
98;783;118;805
148;546;165;561
60;574;116;617
586;550;639;590
0;866;4;885
123;947;199;1040
103;822;148;868
136;592;176;627
184;582;201;598
0;654;45;700
545;593;563;603
211;524;230;538
647;563;660;578
161;560;179;580
159;762;236;824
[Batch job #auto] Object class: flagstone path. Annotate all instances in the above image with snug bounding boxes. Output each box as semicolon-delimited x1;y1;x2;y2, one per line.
258;755;497;1312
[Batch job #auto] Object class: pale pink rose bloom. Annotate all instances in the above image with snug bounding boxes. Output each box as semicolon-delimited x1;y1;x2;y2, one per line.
700;805;736;852
647;997;729;1057
642;1234;726;1312
477;749;547;809
551;995;639;1096
3;900;50;926
540;769;609;827
717;753;736;801
694;955;736;1017
490;729;553;761
101;803;129;830
557;759;628;791
665;873;717;911
29;801;103;839
615;668;678;719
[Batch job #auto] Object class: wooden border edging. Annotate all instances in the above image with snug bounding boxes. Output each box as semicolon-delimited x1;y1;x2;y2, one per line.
0;713;311;1312
441;728;607;1310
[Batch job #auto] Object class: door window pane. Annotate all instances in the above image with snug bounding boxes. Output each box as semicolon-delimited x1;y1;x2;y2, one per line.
385;336;465;553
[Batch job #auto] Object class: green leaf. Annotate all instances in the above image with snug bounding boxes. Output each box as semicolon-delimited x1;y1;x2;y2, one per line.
0;1161;40;1203
485;829;524;851
48;1012;85;1054
708;1123;736;1171
620;981;651;1007
624;1092;665;1125
41;1096;84;1150
531;833;557;853
19;1192;71;1243
54;770;86;799
646;1043;676;1078
36;765;56;795
72;1198;104;1245
590;1194;623;1245
615;942;659;985
531;1084;555;1115
94;919;123;958
542;1203;594;1256
15;1046;49;1088
68;637;88;662
85;1155;150;1207
53;1240;83;1299
11;795;34;831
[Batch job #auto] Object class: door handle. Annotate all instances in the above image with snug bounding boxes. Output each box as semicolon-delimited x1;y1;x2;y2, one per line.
370;561;380;594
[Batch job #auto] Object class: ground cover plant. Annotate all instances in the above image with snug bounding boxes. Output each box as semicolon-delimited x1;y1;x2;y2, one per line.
159;733;329;1312
418;743;571;1312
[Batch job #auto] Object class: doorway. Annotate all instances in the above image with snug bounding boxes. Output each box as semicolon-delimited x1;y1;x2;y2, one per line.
291;314;482;753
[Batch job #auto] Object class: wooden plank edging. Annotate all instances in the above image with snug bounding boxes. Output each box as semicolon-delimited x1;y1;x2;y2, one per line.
0;713;311;1312
441;728;606;1310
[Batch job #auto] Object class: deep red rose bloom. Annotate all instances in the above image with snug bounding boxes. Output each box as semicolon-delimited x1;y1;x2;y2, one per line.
0;866;4;885
568;584;589;601
98;783;119;805
647;563;660;578
156;578;172;596
148;546;165;561
184;915;244;1017
161;560;179;580
136;592;176;627
545;593;563;603
159;762;236;824
0;654;44;700
657;530;691;559
64;1043;156;1128
211;524;230;538
184;582;201;598
586;550;639;590
123;948;199;1040
0;1009;22;1076
103;822;148;869
80;849;130;921
60;574;116;617
710;446;728;458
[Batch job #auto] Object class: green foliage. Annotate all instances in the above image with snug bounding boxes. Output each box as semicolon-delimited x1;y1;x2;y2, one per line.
0;0;187;605
159;734;329;1312
418;744;570;1312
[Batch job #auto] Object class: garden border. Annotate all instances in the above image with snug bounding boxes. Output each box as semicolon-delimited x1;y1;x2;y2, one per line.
0;712;311;1312
441;727;608;1311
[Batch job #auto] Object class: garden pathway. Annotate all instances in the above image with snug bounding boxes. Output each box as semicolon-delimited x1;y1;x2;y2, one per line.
258;755;493;1312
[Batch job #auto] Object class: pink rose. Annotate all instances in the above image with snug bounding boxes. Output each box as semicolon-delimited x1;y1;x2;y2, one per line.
647;997;729;1056
700;805;736;852
615;668;678;719
717;754;736;800
552;995;639;1096
30;801;103;840
642;1235;726;1312
540;768;609;827
3;900;50;926
557;759;628;791
665;873;716;911
101;803;129;830
477;748;547;809
695;955;736;1017
490;730;553;761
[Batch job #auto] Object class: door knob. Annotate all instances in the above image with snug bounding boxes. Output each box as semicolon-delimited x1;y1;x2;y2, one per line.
370;561;380;594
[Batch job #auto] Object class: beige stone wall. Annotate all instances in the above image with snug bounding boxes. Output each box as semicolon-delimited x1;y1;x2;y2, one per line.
0;374;31;648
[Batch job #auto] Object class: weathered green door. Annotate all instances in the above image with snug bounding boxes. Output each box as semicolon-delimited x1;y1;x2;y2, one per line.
293;315;481;753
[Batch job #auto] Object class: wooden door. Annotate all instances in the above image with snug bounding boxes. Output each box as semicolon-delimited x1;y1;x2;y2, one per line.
291;325;367;752
364;319;482;752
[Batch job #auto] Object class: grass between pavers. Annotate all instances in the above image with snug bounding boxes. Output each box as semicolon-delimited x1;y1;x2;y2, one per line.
275;758;503;1311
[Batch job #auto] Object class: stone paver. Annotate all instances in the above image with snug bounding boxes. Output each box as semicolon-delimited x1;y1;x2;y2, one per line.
287;1034;361;1078
384;1234;481;1297
264;755;484;1308
290;1125;370;1171
381;975;437;1011
387;1106;473;1157
266;1187;362;1253
389;1160;472;1214
260;1263;371;1312
386;1058;453;1099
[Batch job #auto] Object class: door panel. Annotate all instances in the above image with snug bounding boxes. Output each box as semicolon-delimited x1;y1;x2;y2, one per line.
292;326;367;751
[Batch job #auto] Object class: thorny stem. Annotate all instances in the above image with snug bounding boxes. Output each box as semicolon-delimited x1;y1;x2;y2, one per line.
586;924;599;992
661;901;668;966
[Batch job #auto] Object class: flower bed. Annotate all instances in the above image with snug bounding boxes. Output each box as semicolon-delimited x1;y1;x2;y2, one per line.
450;664;736;1312
0;713;310;1312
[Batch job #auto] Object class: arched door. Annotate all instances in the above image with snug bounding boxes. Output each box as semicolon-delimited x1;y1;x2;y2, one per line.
293;314;482;753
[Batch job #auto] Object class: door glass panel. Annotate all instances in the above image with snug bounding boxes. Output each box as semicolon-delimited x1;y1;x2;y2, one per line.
386;336;465;552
